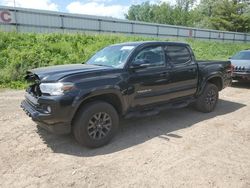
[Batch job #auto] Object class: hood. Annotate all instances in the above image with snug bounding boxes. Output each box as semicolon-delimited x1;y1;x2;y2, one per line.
25;64;112;82
230;60;250;70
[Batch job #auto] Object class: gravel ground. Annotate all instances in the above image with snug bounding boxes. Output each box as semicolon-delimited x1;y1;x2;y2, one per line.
0;82;250;188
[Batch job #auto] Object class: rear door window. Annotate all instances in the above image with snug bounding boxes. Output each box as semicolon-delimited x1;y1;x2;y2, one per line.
164;45;192;65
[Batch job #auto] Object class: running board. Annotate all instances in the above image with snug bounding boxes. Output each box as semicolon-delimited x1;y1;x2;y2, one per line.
124;99;194;119
125;109;160;119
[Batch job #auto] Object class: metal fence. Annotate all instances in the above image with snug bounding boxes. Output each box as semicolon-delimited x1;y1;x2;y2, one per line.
0;5;250;43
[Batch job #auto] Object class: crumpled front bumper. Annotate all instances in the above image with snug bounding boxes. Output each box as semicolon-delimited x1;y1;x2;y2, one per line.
21;100;50;121
20;93;74;134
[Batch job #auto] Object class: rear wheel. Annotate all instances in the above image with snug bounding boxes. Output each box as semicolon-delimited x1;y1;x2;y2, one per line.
73;101;119;148
194;83;219;113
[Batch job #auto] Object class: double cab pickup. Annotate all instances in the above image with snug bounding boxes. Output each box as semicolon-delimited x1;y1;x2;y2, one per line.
21;41;232;148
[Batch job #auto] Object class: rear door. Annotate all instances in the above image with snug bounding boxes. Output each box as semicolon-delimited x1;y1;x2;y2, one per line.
164;45;198;98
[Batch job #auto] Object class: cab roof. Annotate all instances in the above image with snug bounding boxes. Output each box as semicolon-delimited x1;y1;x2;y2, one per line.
111;41;190;47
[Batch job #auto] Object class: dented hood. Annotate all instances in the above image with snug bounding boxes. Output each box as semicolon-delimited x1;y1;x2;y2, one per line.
25;64;111;82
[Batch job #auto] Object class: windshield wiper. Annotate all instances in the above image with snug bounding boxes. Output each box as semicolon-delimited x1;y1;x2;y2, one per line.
93;64;113;67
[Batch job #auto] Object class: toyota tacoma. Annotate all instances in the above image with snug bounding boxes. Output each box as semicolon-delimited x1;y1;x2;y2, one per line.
21;41;232;148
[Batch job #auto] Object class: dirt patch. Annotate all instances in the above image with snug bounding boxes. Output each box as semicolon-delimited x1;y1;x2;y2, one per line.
0;83;250;187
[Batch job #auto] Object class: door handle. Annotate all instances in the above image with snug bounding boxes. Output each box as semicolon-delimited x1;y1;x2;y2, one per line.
160;72;169;77
188;68;196;72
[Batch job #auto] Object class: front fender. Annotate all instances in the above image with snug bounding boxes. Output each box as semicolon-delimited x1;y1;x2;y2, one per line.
71;86;128;116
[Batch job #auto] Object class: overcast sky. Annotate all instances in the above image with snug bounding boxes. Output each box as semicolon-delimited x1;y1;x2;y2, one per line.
0;0;175;19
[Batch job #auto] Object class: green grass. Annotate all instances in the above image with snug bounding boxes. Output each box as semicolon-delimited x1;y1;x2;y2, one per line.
0;32;249;89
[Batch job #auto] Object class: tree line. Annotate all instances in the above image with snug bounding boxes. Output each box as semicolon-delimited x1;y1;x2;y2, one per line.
125;0;250;32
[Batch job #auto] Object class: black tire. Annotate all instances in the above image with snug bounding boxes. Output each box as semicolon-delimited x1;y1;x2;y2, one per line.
73;101;119;148
194;83;219;113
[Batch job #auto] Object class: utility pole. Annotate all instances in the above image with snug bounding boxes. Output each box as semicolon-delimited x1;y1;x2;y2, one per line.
13;0;18;32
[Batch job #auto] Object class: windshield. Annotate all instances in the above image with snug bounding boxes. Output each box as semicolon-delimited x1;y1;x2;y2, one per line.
86;45;136;68
231;51;250;60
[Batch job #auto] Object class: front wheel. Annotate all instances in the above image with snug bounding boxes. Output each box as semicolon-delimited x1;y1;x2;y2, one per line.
73;101;119;148
194;83;219;113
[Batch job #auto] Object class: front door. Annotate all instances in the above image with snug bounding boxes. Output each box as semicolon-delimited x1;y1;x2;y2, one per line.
127;45;171;108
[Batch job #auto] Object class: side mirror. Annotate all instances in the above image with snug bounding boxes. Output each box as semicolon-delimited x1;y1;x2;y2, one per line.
130;59;150;70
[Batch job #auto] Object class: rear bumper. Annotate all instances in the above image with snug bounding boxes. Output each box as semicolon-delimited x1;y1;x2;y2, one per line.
232;72;250;80
20;93;75;134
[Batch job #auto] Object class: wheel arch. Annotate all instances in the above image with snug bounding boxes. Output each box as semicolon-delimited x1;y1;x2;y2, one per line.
197;74;223;96
71;91;124;126
207;76;223;91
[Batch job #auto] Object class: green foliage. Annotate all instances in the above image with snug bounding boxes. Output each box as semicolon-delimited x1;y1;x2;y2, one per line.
0;32;249;89
125;1;198;27
125;0;250;32
0;81;28;89
186;39;249;60
209;0;250;32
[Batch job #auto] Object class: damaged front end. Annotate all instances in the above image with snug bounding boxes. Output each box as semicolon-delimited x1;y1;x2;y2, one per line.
20;71;73;134
25;71;42;97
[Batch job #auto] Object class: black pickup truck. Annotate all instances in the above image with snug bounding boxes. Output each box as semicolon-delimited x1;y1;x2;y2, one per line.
21;41;232;148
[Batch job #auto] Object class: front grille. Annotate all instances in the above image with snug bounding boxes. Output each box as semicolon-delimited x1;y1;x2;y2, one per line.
234;66;246;72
